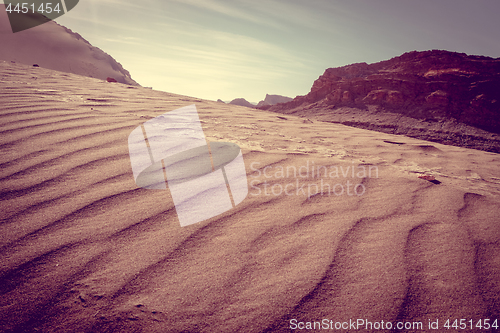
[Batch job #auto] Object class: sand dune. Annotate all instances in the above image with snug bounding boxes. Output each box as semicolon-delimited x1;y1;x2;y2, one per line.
0;6;139;86
1;61;500;332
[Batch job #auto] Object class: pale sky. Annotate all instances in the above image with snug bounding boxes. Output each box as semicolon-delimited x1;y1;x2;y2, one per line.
17;0;500;102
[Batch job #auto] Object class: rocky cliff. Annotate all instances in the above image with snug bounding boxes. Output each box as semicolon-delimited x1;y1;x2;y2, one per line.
256;94;293;107
262;50;500;152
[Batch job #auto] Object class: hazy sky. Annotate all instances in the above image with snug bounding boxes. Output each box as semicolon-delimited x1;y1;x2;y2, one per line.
21;0;500;102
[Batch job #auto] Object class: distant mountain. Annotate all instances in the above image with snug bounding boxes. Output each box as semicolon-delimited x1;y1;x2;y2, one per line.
263;50;500;153
0;7;139;86
229;98;255;108
256;94;293;107
225;94;293;109
217;99;225;103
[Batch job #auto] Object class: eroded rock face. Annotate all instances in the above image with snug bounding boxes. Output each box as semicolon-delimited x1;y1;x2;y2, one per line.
425;90;449;107
264;50;500;135
256;94;293;107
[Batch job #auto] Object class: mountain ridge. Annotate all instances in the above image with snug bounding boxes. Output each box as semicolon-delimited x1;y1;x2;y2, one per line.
223;94;293;108
256;94;293;107
261;50;500;152
228;97;255;108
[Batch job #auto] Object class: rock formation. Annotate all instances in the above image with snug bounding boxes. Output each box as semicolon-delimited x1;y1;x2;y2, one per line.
223;94;293;109
256;94;293;107
262;50;500;152
228;98;255;108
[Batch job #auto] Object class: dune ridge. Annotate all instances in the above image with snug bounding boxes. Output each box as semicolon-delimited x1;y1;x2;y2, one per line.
1;61;499;332
0;7;139;86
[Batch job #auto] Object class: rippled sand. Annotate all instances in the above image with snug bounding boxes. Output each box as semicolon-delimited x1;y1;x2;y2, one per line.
1;62;499;332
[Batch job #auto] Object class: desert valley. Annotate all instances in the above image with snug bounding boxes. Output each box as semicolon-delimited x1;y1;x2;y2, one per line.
1;8;500;333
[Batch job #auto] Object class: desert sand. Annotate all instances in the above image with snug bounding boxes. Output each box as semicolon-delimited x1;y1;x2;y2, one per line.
0;6;138;86
1;61;499;332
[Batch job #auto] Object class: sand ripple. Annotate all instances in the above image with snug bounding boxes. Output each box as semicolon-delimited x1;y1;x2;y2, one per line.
1;62;499;332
